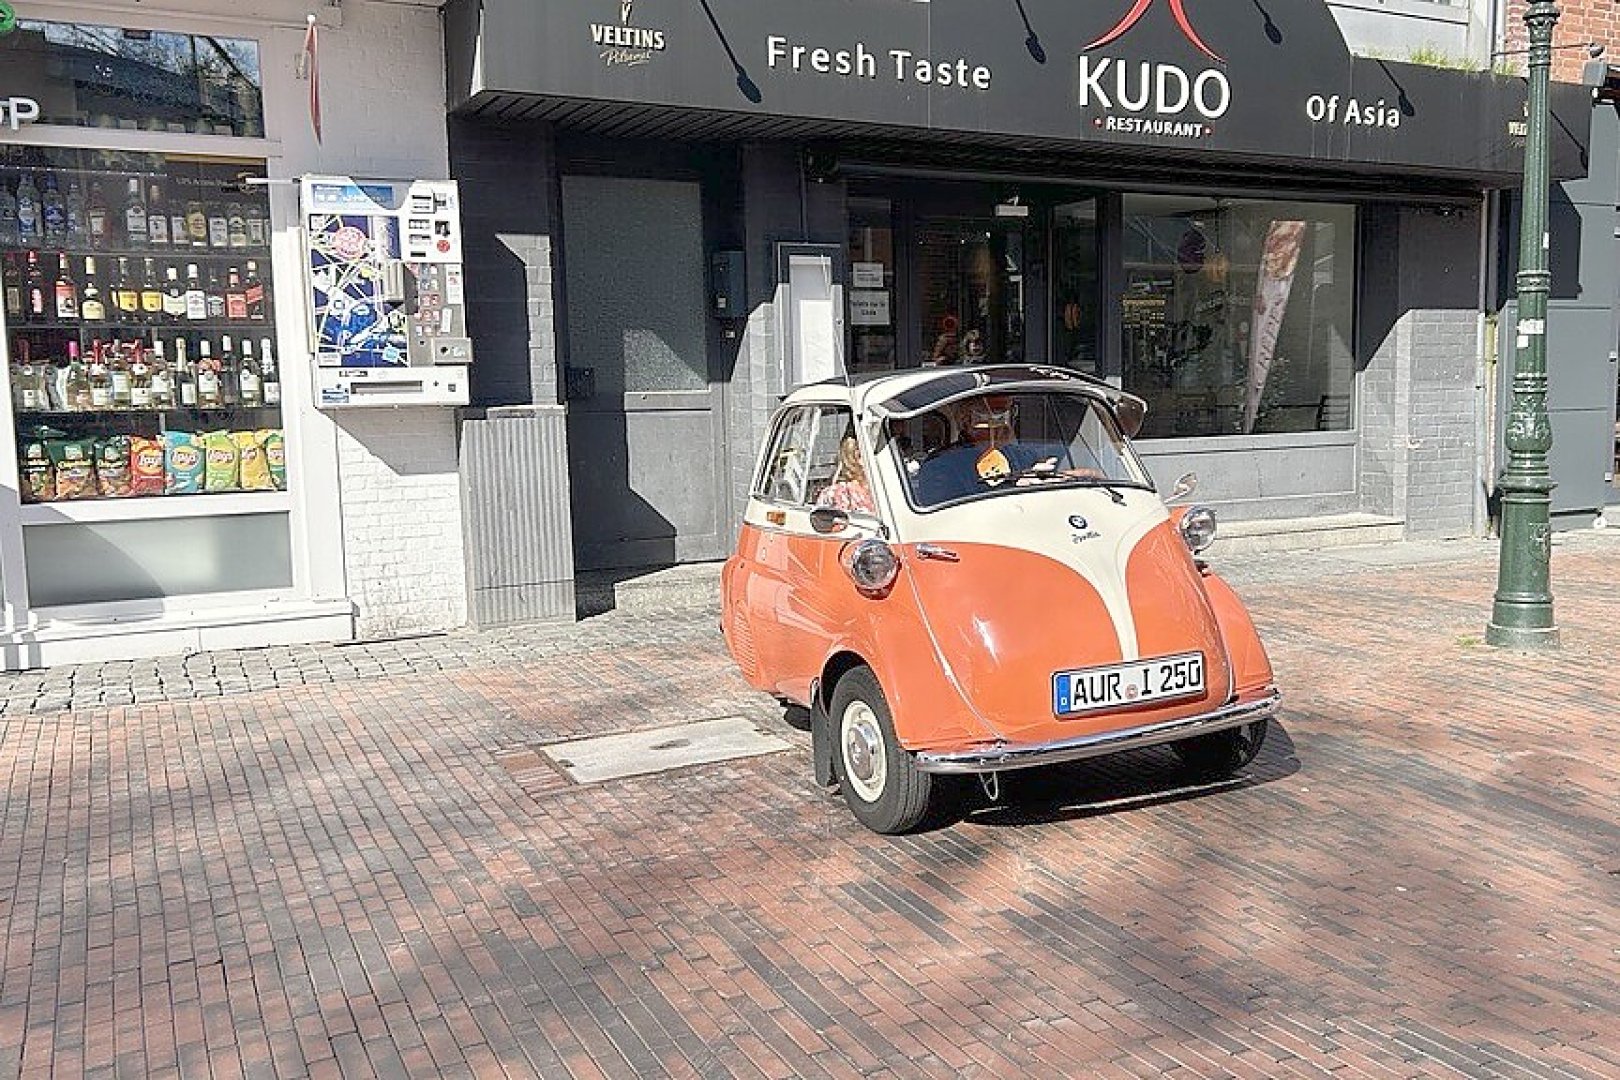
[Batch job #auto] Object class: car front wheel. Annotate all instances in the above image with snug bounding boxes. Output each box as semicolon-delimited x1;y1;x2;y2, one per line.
1173;719;1268;779
830;666;935;834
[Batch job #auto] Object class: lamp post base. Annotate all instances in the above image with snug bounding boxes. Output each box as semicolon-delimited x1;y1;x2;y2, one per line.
1484;621;1561;649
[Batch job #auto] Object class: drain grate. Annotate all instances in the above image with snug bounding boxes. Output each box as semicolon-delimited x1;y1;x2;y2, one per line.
536;716;792;784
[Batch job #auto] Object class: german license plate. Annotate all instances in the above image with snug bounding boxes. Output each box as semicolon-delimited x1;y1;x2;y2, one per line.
1053;653;1205;716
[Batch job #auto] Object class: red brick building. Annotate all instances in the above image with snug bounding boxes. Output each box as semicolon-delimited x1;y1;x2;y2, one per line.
1504;0;1620;81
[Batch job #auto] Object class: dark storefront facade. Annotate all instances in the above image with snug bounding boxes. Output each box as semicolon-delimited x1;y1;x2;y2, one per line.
442;0;1592;622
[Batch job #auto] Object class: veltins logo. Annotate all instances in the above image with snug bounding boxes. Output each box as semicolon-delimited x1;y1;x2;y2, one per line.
1079;0;1230;140
592;0;667;68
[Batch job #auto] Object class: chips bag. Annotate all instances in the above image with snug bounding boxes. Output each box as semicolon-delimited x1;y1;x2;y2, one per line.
260;429;286;490
46;439;97;500
165;432;206;495
235;431;274;491
94;436;134;498
20;437;55;503
203;431;240;493
130;437;166;497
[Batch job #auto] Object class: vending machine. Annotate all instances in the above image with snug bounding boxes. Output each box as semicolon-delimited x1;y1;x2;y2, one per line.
300;176;471;407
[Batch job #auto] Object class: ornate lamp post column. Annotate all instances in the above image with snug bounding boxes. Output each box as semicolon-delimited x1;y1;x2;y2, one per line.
1488;0;1561;649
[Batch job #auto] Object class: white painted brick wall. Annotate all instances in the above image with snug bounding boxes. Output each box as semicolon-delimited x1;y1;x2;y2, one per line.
266;2;469;638
335;410;468;638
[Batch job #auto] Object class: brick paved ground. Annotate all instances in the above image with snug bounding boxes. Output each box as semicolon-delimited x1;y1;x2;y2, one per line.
2;534;1618;1078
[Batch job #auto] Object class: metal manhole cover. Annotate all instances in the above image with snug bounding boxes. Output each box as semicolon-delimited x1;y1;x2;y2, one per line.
537;716;791;784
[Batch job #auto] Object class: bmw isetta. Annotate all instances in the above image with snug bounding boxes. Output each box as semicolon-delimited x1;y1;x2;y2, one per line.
721;365;1279;834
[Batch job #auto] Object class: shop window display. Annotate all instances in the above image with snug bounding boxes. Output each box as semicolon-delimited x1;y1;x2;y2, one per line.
1;147;284;504
1121;195;1355;438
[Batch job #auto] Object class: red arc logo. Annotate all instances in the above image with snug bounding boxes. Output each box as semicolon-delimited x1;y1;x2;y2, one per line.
1085;0;1224;64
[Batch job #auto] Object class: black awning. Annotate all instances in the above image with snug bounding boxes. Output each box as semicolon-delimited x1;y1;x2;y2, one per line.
447;0;1592;186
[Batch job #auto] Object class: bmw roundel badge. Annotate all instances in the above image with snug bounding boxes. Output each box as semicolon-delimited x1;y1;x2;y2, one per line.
1068;514;1089;531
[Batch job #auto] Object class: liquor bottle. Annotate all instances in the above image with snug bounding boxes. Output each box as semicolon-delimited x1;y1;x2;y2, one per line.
129;343;153;409
87;180;110;248
238;338;262;406
41;175;67;241
162;266;186;322
218;335;240;405
208;204;229;249
3;255;22;321
123;177;148;247
53;251;79;321
65;181;87;245
246;204;268;247
15;172;40;242
205;267;226;321
146;181;170;247
65;341;92;411
244;261;266;321
24;250;51;321
139;258;164;321
184;264;207;321
108;340;132;407
80;257;106;322
259;337;280;406
0;179;19;246
174;338;198;408
186;201;208;248
169;191;187;253
113;258;141;322
10;338;37;411
149;340;174;408
225;266;247;321
227;203;248;249
88;343;113;410
196;338;221;407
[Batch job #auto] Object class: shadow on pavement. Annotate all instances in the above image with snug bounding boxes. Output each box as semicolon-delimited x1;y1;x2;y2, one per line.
951;722;1301;831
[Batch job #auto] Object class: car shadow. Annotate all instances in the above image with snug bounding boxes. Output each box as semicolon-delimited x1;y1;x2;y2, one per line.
947;722;1301;831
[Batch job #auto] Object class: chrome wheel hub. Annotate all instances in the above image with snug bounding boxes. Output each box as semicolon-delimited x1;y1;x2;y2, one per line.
840;700;887;803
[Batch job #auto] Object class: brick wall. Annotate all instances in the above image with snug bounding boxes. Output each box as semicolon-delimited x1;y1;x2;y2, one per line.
1504;0;1619;81
259;1;470;638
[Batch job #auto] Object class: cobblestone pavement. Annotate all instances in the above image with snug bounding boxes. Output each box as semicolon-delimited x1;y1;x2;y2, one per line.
2;533;1618;1078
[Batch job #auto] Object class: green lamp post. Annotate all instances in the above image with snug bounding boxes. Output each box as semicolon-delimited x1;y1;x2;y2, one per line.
1488;0;1561;649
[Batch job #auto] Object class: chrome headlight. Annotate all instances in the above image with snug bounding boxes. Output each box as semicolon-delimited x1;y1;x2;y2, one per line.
1179;505;1217;553
842;538;900;595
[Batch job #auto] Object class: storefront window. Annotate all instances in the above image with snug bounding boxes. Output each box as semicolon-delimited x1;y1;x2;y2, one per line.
1121;195;1355;438
916;220;1027;368
847;199;896;373
2;146;285;504
0;19;265;137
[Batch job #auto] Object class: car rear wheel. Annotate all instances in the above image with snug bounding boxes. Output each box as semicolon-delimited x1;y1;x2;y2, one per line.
830;666;935;835
1173;719;1268;779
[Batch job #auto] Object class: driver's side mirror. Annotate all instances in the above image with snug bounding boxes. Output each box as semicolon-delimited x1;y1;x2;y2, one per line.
1113;397;1146;439
1169;473;1198;501
809;506;849;534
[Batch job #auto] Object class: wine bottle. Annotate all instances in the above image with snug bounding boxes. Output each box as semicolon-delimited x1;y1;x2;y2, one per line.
146;180;170;246
149;339;174;408
238;339;262;406
174;338;198;408
162;265;186;322
124;176;148;247
260;337;280;406
140;258;164;321
113;258;141;322
196;339;221;407
184;264;207;321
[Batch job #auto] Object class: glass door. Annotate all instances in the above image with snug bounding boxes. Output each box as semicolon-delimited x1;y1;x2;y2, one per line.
913;218;1028;368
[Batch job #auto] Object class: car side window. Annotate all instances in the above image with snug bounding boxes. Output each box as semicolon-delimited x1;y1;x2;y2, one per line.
756;406;857;507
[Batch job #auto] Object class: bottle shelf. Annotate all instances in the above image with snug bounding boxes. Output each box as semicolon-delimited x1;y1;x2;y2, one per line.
1;245;271;260
9;321;275;333
18;407;282;419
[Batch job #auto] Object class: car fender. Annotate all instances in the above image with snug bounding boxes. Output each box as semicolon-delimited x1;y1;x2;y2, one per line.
1197;569;1275;699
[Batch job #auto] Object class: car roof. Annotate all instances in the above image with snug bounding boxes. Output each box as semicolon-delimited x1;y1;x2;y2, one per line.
782;365;1139;419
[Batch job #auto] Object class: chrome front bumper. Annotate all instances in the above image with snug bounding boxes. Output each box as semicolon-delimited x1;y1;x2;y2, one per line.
912;690;1281;775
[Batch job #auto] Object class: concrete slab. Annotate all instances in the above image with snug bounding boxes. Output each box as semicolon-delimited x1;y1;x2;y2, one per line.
538;716;792;784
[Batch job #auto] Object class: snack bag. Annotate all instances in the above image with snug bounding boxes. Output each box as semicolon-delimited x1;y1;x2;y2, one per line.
46;439;97;500
129;437;166;497
235;431;274;491
20;437;55;503
95;436;134;498
165;432;206;495
260;429;286;490
203;430;240;493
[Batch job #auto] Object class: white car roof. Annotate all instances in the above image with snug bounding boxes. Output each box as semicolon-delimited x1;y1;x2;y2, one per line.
781;364;1142;421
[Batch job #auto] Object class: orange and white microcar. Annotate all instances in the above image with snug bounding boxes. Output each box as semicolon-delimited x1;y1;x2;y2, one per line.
721;365;1279;834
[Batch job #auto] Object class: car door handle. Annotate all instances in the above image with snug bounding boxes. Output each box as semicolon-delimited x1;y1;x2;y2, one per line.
916;544;959;562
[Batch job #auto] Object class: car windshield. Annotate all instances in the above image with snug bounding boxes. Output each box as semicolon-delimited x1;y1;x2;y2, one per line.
888;389;1150;510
